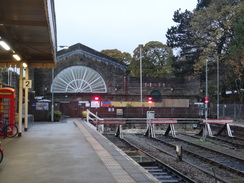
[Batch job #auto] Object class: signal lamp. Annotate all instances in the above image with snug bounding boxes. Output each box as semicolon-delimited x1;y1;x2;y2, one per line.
148;97;153;104
204;97;209;104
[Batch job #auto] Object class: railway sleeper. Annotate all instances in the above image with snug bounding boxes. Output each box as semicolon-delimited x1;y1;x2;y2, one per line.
161;181;180;183
158;180;179;183
150;172;169;175
143;165;181;183
155;175;175;179
147;169;167;173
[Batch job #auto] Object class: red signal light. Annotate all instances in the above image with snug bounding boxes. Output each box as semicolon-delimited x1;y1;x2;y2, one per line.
148;97;153;104
94;96;100;102
94;96;100;104
204;97;209;104
93;96;100;108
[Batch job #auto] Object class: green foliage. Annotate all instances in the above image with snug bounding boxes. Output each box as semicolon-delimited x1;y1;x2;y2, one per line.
125;103;133;107
166;9;199;77
190;0;235;62
53;110;62;117
225;1;244;102
130;41;174;78
228;1;244;68
196;0;212;10
167;0;244;103
190;0;244;102
100;49;132;65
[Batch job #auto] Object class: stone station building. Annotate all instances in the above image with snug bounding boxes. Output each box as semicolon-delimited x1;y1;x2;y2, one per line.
27;43;202;120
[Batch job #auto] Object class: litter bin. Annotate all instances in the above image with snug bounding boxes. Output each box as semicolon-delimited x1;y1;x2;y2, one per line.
82;110;87;119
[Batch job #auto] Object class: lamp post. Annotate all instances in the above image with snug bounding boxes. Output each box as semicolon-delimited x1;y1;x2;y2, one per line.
217;55;220;119
139;44;143;107
51;45;69;121
205;59;209;119
51;68;54;122
202;59;209;141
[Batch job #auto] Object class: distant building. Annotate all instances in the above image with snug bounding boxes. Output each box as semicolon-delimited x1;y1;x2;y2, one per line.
1;43;202;119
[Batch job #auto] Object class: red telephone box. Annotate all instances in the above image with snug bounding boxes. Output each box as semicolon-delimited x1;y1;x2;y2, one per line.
0;87;16;125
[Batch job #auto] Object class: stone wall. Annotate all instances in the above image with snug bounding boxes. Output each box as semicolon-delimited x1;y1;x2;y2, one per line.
56;52;126;95
29;43;202;108
31;50;201;106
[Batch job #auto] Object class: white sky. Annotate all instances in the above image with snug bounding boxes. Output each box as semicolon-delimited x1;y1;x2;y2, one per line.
55;0;197;54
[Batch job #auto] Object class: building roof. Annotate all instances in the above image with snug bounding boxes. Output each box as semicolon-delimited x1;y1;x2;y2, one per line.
57;43;127;70
0;0;57;68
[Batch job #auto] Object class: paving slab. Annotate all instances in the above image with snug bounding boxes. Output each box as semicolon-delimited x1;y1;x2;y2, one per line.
0;119;160;183
0;120;116;183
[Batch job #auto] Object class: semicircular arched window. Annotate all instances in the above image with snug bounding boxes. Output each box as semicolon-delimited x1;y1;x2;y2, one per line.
51;66;107;93
150;90;162;102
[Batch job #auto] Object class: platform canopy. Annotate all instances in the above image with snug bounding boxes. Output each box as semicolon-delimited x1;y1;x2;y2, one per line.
0;0;57;68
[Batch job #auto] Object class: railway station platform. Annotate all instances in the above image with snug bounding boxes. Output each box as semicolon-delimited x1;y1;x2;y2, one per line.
0;118;160;183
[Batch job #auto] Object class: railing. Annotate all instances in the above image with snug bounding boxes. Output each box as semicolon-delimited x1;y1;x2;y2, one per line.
88;107;201;118
86;109;103;122
86;109;104;133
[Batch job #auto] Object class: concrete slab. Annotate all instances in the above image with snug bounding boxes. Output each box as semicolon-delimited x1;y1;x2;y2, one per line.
0;120;116;183
0;118;160;183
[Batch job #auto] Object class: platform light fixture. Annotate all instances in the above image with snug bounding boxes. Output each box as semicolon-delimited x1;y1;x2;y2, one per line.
23;62;28;68
0;37;23;62
13;54;21;61
0;40;11;50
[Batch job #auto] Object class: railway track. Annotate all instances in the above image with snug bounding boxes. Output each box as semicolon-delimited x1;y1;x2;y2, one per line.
104;134;196;183
207;136;244;149
123;133;244;183
181;133;244;153
183;133;244;149
141;162;189;183
155;135;244;176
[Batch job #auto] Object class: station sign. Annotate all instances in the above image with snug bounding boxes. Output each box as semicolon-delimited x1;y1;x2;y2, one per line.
23;80;32;88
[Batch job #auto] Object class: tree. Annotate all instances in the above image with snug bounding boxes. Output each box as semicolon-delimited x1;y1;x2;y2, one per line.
227;1;244;79
167;0;244;103
225;1;244;102
129;41;174;78
191;3;241;72
191;0;236;68
189;0;244;102
196;0;212;10
166;9;200;77
100;49;132;65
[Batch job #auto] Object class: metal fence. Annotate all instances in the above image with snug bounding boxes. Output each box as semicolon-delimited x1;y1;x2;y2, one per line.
89;106;201;119
211;104;244;120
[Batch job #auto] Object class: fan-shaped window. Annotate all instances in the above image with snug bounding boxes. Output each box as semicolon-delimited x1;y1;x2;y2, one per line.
51;66;107;93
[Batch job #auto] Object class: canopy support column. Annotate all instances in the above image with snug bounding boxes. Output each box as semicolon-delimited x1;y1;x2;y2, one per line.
24;67;29;131
18;65;23;136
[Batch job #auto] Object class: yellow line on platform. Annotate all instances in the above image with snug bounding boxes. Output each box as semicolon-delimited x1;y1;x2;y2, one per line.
74;120;136;183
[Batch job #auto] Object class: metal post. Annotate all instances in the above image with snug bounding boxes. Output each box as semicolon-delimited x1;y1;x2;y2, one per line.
139;44;143;107
217;55;219;119
51;68;54;122
205;60;208;119
202;59;209;141
24;67;29;131
18;65;23;136
176;145;182;161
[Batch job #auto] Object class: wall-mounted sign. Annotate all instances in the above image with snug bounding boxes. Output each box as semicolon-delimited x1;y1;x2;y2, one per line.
23;80;32;88
36;102;49;110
